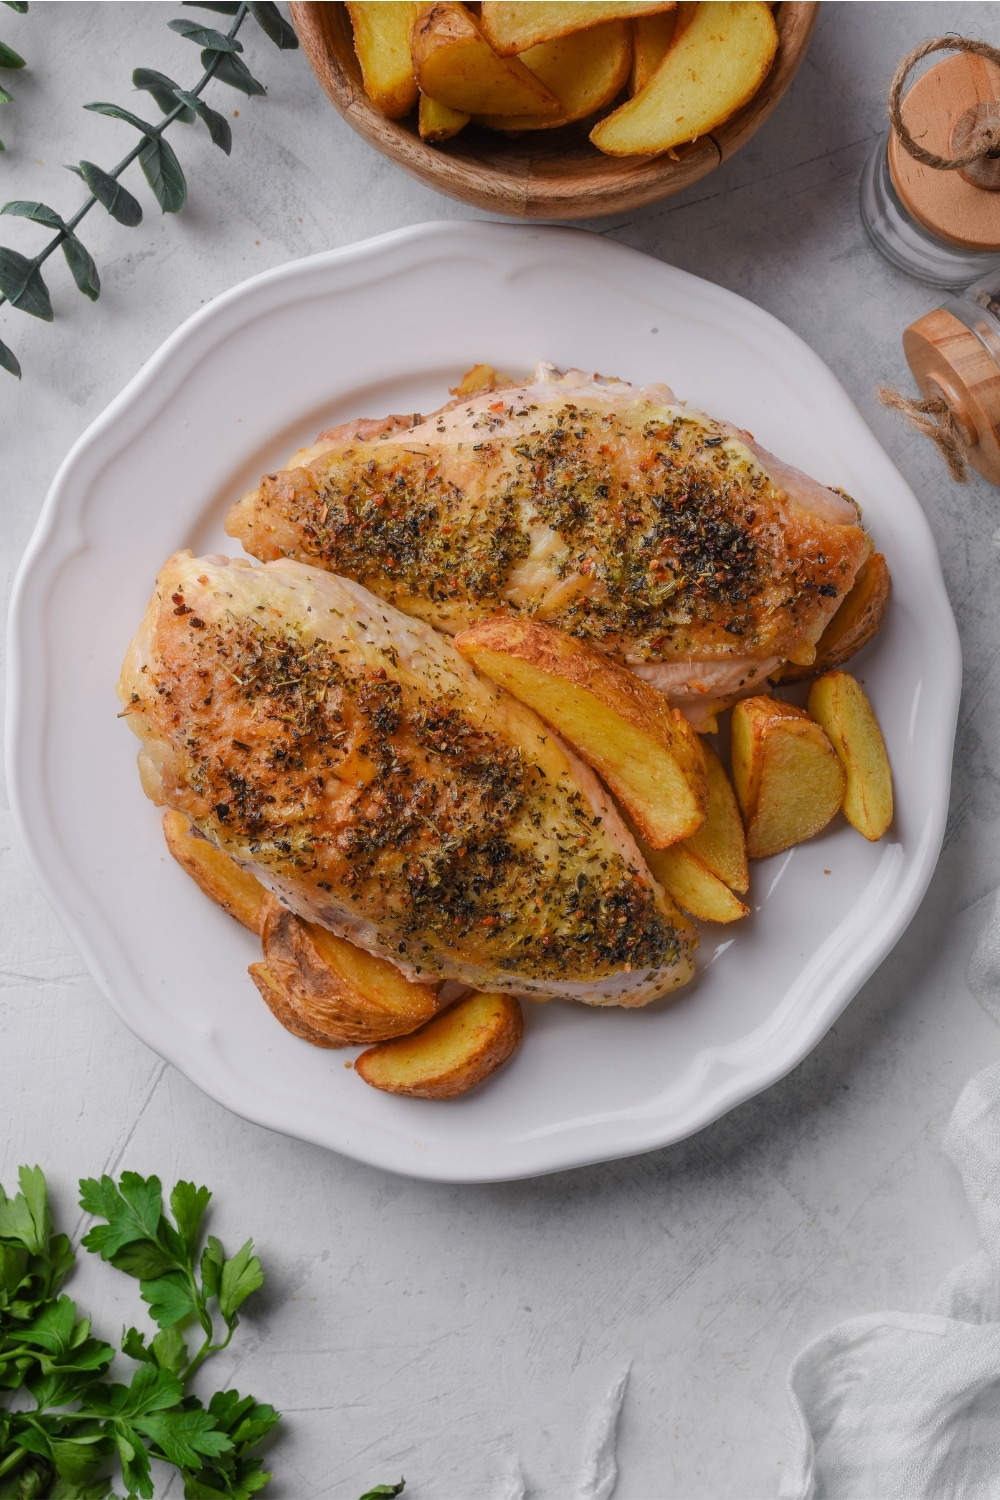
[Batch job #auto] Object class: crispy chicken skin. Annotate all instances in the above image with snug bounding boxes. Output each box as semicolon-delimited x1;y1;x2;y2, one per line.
119;553;696;1006
227;365;872;726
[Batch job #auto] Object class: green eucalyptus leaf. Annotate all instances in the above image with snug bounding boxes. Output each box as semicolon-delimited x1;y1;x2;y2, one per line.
133;66;195;122
0;84;12;104
248;1;298;50
3;3;30;12
72;160;143;226
202;48;266;96
0;39;25;68
62;235;100;301
0;246;51;319
174;89;232;153
83;101;156;137
139;133;187;213
168;18;243;52
357;1483;406;1500
1;199;64;229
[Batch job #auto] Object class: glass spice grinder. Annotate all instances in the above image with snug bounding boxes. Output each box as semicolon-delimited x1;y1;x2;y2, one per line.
859;38;1000;484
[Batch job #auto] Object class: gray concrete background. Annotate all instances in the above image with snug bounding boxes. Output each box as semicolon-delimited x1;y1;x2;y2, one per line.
3;5;1000;1496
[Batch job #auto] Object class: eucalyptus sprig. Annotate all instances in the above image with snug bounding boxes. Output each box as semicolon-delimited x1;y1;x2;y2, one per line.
0;1;28;153
0;0;297;379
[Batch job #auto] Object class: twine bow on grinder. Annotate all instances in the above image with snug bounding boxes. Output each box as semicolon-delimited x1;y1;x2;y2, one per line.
875;38;1000;486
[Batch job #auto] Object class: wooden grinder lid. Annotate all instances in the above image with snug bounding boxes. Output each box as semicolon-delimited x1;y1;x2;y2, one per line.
889;50;1000;251
903;307;1000;484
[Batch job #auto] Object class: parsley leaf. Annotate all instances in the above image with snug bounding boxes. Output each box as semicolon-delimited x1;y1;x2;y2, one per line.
0;1167;280;1498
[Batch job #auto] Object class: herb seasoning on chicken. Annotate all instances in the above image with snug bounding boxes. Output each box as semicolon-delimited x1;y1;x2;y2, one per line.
227;365;872;727
119;553;695;1006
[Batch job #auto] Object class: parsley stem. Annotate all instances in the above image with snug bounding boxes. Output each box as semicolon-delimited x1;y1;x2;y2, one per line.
185;1323;235;1381
0;1447;29;1482
0;2;248;311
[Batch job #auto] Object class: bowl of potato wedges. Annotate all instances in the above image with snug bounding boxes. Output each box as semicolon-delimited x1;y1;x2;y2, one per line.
288;1;818;219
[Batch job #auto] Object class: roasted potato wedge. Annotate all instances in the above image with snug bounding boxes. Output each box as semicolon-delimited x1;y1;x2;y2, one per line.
355;991;523;1098
346;1;420;119
684;740;748;893
419;91;470;141
411;2;561;116
807;672;893;842
449;362;513;397
630;7;678;95
477;22;631;131
591;1;778;157
731;697;845;861
258;894;441;1047
481;0;674;55
163;809;266;933
454;617;708;849
778;554;891;685
249;961;344;1049
644;841;748;923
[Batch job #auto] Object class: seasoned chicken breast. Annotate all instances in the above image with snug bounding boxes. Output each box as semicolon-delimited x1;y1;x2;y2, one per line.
227;365;872;726
119;553;696;1006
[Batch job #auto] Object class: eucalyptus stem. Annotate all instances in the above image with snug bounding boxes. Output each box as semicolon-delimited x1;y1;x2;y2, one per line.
0;0;297;378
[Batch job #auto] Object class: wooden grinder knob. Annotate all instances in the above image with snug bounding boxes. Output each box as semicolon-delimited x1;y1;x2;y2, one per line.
903;308;1000;484
889;50;1000;251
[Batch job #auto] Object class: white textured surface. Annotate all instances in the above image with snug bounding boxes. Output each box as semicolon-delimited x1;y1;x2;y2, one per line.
781;898;1000;1499
2;4;1000;1496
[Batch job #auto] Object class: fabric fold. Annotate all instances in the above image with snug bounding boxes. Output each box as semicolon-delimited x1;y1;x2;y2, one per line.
782;895;1000;1499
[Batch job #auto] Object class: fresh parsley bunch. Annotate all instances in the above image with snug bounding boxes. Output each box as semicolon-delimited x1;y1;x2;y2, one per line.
0;1165;278;1498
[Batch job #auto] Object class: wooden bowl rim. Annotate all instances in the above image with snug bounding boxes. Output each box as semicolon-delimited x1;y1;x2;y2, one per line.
289;2;819;219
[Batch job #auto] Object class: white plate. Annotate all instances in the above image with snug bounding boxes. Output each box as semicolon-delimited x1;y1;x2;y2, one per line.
7;222;960;1183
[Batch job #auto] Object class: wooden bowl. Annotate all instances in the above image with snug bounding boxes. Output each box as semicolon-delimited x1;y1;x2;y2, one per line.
289;3;818;220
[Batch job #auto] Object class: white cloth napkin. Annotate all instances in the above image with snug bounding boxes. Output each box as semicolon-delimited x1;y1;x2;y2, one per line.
781;896;1000;1499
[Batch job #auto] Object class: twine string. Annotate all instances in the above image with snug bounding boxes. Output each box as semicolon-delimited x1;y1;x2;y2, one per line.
888;36;1000;170
877;383;970;482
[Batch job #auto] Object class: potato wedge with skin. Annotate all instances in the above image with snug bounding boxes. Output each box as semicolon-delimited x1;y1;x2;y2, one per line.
476;22;631;131
411;3;561;117
419;91;470;141
454;617;708;849
346;2;420;119
259;894;441;1047
807;672;893;841
481;0;674;56
355;991;523;1099
684;740;748;893
591;1;778;157
163;809;266;933
630;8;677;95
778;554;891;684
644;841;748;923
731;697;846;860
249;961;347;1049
